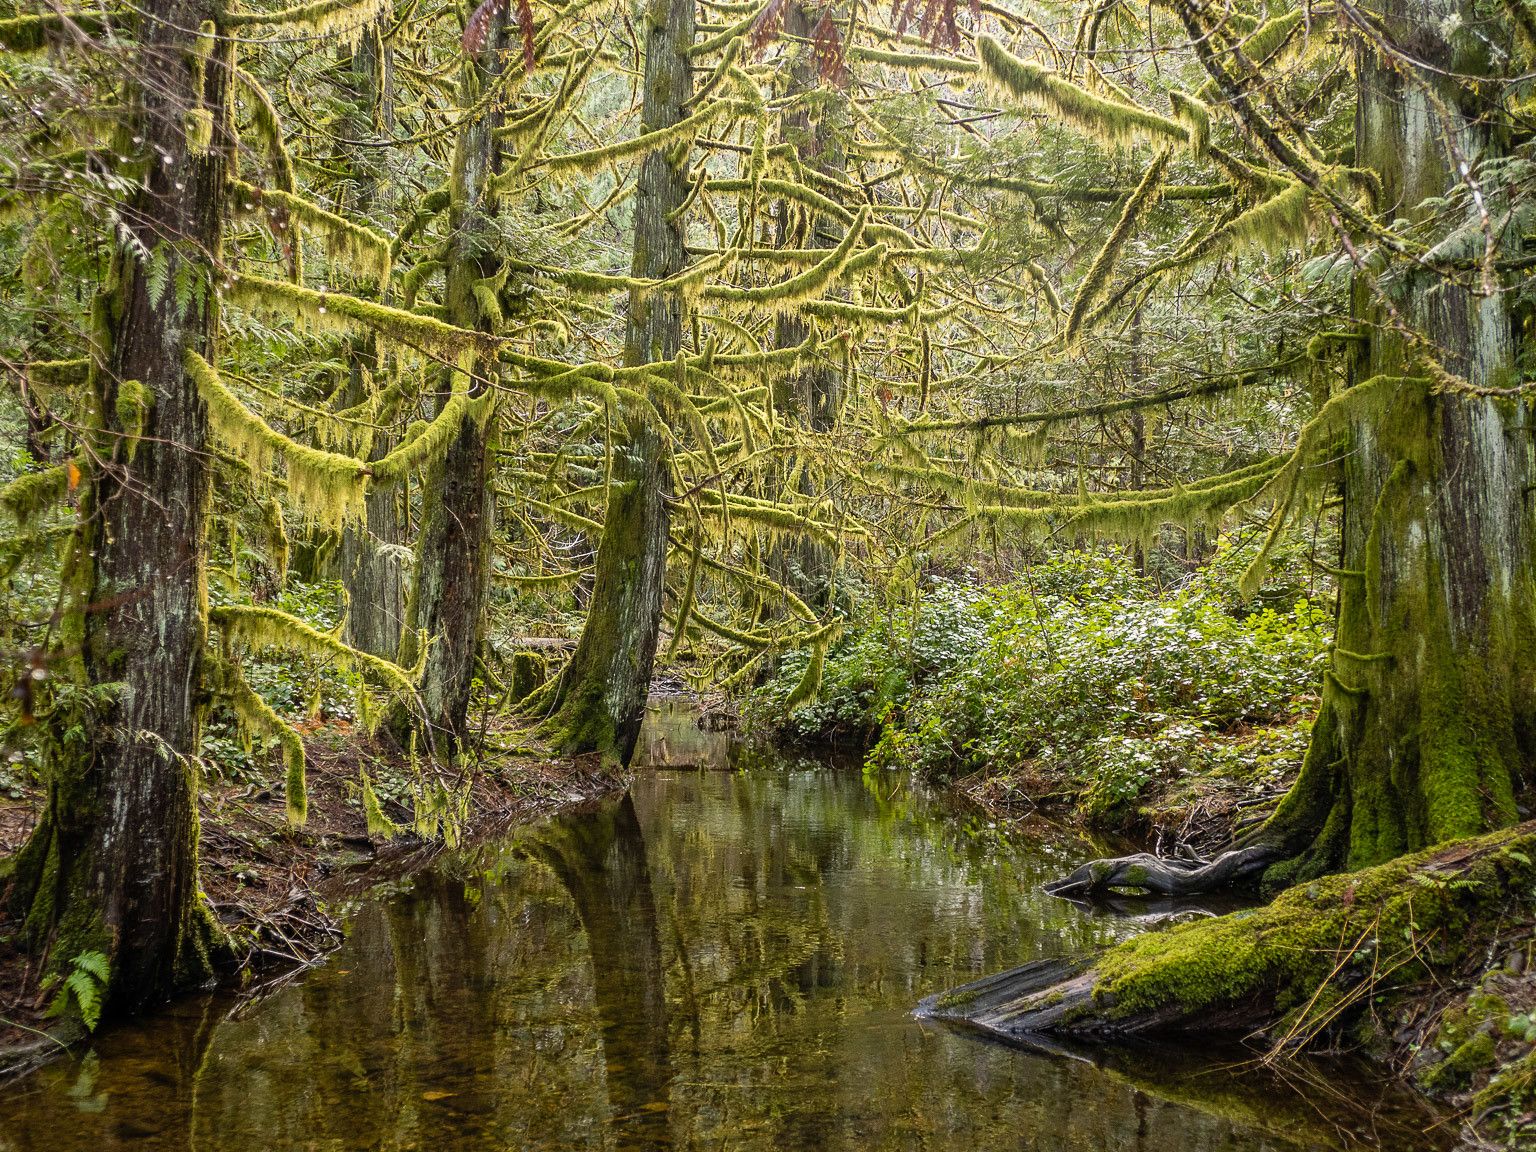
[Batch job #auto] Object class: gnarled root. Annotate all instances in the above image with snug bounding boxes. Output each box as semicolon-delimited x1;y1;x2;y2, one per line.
1043;844;1279;899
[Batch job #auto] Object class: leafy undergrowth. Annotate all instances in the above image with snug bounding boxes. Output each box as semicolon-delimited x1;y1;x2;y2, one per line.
751;551;1330;841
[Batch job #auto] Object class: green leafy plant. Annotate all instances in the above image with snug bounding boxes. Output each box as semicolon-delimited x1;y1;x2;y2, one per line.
47;949;110;1032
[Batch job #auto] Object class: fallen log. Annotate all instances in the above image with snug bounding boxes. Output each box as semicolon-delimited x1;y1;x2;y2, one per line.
920;823;1536;1045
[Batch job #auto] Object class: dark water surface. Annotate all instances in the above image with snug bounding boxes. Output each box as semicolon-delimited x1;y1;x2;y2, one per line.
0;715;1445;1151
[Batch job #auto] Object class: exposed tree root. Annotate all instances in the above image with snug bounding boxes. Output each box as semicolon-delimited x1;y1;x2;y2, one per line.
1043;845;1280;898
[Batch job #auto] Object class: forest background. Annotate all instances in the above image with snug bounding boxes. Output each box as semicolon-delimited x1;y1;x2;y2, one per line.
2;0;1535;1144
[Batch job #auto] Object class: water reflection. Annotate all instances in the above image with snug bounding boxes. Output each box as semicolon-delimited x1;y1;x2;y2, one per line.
0;758;1445;1152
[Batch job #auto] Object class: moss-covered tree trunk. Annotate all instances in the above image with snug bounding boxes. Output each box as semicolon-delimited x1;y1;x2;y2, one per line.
1252;0;1535;884
398;7;504;756
338;22;407;660
5;0;229;1013
767;2;845;608
544;0;693;763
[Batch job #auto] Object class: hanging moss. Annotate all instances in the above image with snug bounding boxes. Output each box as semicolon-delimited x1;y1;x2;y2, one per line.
1066;150;1170;345
978;36;1195;150
783;639;827;711
210;604;418;699
539;98;759;178
1169;91;1210;155
225;0;388;49
186;349;371;527
263;494;290;583
230;180;392;285
227;274;493;360
235;70;296;194
371;383;497;485
221;662;308;825
359;770;401;839
26;358;90;389
0;465;69;526
0;12;108;51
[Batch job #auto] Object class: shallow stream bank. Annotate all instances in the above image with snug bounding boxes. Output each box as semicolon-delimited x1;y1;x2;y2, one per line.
0;707;1447;1151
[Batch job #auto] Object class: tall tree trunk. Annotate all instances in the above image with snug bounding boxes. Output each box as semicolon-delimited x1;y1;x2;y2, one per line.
6;0;230;1011
1254;0;1535;884
397;8;504;756
545;0;694;763
339;23;407;660
768;2;846;609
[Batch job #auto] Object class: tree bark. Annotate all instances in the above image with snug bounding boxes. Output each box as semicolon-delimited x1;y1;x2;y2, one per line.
397;9;505;756
1250;0;1535;885
767;8;845;608
338;22;407;660
545;0;694;763
6;0;230;1012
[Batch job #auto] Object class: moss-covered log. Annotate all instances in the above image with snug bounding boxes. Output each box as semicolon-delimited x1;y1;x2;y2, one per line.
922;824;1536;1041
541;0;694;763
5;0;231;1016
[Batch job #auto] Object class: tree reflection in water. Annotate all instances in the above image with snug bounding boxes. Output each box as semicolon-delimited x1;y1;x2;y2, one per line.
0;752;1448;1152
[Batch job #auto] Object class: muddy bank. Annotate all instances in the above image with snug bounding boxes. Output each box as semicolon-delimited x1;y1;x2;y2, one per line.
0;721;621;1074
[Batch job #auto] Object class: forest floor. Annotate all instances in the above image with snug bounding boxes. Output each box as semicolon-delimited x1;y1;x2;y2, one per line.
952;743;1302;860
0;721;622;1072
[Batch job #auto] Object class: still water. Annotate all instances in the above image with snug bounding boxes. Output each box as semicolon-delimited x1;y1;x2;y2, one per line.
0;715;1444;1151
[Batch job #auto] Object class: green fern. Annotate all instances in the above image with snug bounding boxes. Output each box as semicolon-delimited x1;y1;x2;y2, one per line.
48;950;110;1031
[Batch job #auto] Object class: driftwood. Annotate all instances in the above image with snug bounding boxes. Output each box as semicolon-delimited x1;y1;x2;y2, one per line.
1043;845;1278;898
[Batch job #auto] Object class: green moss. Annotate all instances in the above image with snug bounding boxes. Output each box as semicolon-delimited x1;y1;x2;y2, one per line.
114;379;152;463
509;650;549;703
1421;1029;1497;1093
0;464;70;526
1088;828;1536;1029
977;35;1195;151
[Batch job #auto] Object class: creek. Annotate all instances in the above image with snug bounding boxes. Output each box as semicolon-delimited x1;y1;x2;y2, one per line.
0;703;1445;1150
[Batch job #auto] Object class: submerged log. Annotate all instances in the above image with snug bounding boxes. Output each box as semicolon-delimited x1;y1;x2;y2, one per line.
921;824;1536;1045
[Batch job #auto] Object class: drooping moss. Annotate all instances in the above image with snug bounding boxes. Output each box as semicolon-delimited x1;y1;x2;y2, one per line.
0;464;70;526
229;180;392;284
210;603;418;699
1066;150;1170;344
978;35;1195;151
0;11;109;52
187;349;370;527
114;379;152;462
220;660;308;824
224;0;388;50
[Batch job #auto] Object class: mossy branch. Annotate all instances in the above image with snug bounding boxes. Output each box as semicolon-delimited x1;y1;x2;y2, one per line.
210;604;420;699
230;180;391;284
228;274;496;360
1066;149;1170;345
187;350;371;527
978;35;1195;150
